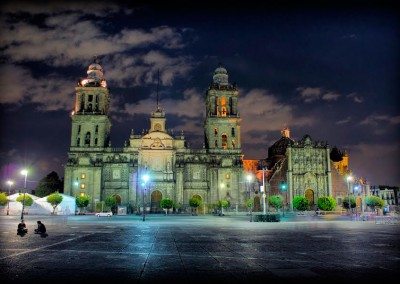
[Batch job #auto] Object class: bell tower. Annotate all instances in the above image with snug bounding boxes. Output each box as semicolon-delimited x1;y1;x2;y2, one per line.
70;59;111;149
204;65;241;150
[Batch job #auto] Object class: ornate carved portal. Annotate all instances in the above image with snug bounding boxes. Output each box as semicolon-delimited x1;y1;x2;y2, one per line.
305;188;314;205
151;190;162;213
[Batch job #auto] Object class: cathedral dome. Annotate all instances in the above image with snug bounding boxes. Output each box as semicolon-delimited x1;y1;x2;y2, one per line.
212;65;229;85
268;136;294;158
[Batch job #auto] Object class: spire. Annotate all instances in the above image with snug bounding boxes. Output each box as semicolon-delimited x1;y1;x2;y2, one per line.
156;69;160;111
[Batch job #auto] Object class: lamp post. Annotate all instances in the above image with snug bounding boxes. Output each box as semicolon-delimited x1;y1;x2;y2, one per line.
262;168;267;215
280;181;287;217
220;183;225;216
246;174;253;221
6;180;14;216
20;169;28;221
346;175;354;218
142;174;149;221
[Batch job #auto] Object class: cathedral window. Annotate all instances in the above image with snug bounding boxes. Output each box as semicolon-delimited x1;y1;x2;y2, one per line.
231;127;235;137
81;173;86;179
215;140;218;147
85;132;91;146
221;107;227;117
87;104;92;112
232;140;236;148
214;128;218;135
225;173;230;179
88;95;93;102
76;138;80;146
78;125;81;133
80;183;85;189
95;125;98;133
94;138;98;146
222;134;228;149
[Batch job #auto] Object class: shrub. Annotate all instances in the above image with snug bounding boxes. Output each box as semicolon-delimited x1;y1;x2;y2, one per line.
342;196;356;209
365;195;384;210
0;192;7;206
104;195;117;212
293;196;309;211
218;199;229;209
76;194;90;213
16;194;34;207
245;198;253;209
160;198;174;210
317;196;336;211
268;195;283;210
253;214;281;222
189;196;202;215
47;192;63;214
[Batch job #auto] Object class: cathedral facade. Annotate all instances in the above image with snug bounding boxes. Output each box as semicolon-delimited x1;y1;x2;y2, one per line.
64;62;244;213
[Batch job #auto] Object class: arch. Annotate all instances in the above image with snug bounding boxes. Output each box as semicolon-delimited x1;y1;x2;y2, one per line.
95;125;99;133
76;137;80;147
253;196;261;212
221;134;228;149
305;188;314;205
151;190;162;213
221;107;227;117
94;138;98;146
113;194;121;205
85;132;91;146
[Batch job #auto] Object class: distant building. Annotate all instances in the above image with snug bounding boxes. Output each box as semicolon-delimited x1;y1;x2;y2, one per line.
370;185;399;206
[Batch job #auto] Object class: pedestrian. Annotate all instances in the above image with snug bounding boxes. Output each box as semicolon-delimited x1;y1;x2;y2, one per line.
17;220;28;236
34;220;47;237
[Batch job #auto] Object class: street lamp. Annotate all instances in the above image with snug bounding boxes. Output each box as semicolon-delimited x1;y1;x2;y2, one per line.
279;181;288;217
346;175;354;217
261;168;267;215
142;174;149;221
6;180;14;216
20;169;28;221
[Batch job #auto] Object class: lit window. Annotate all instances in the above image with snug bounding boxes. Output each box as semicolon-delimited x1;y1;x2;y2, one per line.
80;183;85;189
225;173;230;179
81;173;86;179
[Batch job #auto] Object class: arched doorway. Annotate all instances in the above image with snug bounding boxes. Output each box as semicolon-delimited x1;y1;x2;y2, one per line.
253;196;261;212
192;194;203;214
151;190;162;213
305;189;314;206
114;194;121;205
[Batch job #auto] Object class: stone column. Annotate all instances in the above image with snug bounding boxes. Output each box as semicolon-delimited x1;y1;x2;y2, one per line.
326;147;333;196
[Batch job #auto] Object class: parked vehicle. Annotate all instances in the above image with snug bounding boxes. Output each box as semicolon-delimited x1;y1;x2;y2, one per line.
95;212;113;217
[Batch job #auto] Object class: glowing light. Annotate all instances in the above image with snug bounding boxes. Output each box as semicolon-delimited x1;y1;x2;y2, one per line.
220;183;225;188
6;180;14;186
346;175;354;182
142;174;149;183
246;174;252;182
20;169;28;176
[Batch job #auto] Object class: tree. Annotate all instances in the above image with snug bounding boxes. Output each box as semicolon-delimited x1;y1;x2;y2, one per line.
293;196;309;211
317;196;336;211
160;198;174;215
365;195;384;212
218;199;229;216
16;194;34;207
189;196;202;215
16;193;33;214
47;192;63;214
105;195;117;213
268;195;283;211
76;194;90;214
342;196;356;210
35;171;64;197
0;192;7;206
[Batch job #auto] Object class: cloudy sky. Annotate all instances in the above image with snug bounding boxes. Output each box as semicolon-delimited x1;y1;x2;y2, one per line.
0;0;399;190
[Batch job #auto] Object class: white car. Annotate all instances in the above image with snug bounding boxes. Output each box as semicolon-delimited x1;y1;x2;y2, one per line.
95;212;113;217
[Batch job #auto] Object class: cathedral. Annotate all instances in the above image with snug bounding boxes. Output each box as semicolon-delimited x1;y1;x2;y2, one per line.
64;62;244;213
64;60;363;214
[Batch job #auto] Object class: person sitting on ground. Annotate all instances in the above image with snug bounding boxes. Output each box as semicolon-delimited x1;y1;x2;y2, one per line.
34;220;46;234
17;220;28;235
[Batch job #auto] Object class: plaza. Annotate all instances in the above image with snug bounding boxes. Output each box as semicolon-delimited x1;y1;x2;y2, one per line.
0;215;399;284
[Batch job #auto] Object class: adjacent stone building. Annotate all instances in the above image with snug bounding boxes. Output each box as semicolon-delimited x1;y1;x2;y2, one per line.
64;62;244;213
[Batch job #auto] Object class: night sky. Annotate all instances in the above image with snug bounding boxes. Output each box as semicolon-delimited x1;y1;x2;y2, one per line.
0;0;399;191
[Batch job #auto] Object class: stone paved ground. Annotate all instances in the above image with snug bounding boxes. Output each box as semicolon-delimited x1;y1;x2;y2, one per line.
0;214;399;284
